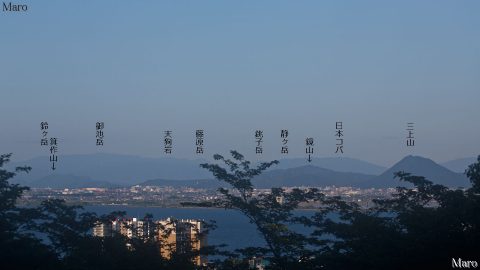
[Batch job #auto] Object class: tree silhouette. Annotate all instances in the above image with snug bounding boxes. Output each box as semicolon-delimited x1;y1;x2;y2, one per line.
0;154;199;270
199;150;323;269
306;156;480;269
200;152;480;270
0;153;60;269
3;152;480;270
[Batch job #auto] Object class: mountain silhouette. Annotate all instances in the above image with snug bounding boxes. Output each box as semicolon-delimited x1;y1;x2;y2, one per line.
371;155;470;188
10;153;471;189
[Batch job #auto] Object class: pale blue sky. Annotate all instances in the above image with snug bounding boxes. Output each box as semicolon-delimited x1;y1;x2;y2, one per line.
1;0;479;166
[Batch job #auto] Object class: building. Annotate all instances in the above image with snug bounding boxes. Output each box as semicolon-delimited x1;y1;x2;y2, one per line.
93;217;206;266
157;218;206;266
93;222;112;237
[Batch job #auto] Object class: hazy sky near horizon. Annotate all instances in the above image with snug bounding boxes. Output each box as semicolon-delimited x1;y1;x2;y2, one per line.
1;0;479;167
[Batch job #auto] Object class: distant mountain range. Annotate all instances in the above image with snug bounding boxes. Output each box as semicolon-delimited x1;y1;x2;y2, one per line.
138;156;470;189
10;153;211;186
273;157;386;175
441;157;477;173
9;153;386;187
8;153;474;189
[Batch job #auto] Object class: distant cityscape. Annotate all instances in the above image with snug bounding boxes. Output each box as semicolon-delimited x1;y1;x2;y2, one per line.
20;185;396;209
16;154;475;214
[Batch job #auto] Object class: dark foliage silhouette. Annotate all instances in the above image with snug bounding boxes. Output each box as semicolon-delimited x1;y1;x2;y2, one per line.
2;152;480;270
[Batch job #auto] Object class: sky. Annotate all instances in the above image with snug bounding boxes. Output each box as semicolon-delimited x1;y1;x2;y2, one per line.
1;0;479;167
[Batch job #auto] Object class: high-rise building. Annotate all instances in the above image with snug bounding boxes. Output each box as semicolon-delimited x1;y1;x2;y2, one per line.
157;218;207;266
93;222;112;237
92;217;206;266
